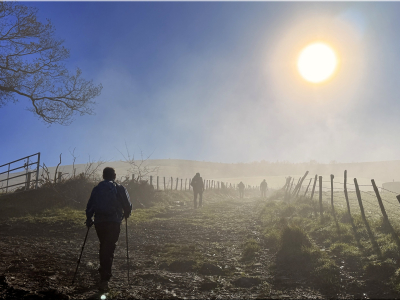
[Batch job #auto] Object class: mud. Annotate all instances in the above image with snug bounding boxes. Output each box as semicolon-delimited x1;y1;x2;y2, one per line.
0;194;393;299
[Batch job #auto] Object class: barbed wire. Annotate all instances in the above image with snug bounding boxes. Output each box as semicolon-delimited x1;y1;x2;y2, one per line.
361;191;399;207
380;187;399;195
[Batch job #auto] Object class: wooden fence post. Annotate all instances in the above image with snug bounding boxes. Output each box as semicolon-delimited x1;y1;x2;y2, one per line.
310;175;318;201
344;170;351;218
181;179;183;190
185;178;187;190
292;178;301;195
175;178;178;190
354;178;367;224
26;172;31;190
330;174;335;213
150;176;153;187
294;171;309;197
303;178;312;197
288;178;295;194
355;178;382;257
371;179;389;222
163;177;166;190
189;178;191;190
319;176;323;218
157;176;159;190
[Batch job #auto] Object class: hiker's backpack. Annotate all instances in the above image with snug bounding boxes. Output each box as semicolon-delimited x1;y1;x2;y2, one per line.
93;181;121;216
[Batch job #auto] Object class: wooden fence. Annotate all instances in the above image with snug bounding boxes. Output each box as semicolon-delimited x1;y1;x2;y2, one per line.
131;174;260;191
282;170;400;250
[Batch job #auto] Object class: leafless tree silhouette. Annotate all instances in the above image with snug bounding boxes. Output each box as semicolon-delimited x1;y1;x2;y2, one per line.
0;2;102;125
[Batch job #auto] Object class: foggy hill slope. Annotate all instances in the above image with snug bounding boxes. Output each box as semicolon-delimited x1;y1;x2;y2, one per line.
38;159;400;182
2;159;400;192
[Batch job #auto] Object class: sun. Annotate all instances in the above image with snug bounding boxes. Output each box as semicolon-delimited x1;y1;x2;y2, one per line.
297;42;338;83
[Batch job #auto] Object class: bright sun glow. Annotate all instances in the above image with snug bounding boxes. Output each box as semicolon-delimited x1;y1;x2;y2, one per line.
297;42;338;83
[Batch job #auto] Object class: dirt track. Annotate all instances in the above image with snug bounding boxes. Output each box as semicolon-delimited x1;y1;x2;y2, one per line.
0;192;328;299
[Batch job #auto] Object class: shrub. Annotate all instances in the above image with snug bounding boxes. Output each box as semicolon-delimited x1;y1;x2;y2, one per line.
242;238;261;261
280;225;311;253
262;229;281;251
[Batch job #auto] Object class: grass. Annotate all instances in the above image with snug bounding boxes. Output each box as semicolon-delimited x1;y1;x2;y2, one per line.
241;238;261;261
157;243;204;269
9;207;85;226
259;192;400;294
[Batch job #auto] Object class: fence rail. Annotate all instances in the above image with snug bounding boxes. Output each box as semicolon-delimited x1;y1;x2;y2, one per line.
0;153;40;193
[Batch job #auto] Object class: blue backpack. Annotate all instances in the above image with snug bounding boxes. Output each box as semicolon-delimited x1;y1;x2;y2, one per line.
93;181;121;217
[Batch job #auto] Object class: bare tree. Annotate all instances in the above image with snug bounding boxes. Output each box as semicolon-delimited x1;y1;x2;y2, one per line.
0;2;102;125
83;155;106;181
117;143;159;181
69;147;77;178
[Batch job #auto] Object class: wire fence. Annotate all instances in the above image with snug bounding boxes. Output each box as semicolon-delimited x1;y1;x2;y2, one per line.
284;170;400;228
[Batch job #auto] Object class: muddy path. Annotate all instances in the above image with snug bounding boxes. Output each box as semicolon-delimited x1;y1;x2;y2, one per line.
0;192;345;299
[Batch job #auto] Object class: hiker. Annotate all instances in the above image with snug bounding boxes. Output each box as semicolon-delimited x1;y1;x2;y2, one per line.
190;172;204;209
238;181;245;199
85;167;132;291
260;179;268;198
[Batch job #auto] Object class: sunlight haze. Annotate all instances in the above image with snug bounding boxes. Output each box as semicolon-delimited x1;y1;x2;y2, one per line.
1;2;400;167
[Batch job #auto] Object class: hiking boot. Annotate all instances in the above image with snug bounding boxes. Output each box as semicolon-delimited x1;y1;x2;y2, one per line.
98;280;109;291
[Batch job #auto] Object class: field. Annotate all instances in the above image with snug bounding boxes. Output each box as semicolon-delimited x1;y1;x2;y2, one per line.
1;175;400;299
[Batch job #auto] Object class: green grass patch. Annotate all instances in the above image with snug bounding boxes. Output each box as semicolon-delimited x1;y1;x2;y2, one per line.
258;193;400;294
9;207;85;226
129;205;169;223
241;238;261;261
157;243;204;267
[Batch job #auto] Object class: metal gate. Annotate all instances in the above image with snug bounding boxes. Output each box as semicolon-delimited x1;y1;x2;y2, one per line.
0;153;40;193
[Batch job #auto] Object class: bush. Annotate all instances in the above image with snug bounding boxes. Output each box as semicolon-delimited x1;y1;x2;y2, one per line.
124;179;156;208
241;238;261;261
280;225;311;253
262;229;281;251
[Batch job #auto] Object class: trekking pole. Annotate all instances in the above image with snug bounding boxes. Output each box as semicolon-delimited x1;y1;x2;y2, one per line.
126;217;130;285
72;226;91;285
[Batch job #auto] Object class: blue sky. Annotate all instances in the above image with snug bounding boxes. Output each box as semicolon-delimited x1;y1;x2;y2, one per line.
2;2;400;167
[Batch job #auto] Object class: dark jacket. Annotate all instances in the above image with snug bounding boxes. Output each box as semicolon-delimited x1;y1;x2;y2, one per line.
191;175;204;192
86;180;132;224
260;181;268;190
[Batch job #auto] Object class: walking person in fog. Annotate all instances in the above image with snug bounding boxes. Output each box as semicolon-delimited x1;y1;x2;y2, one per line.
260;179;268;198
85;167;132;291
238;181;245;199
191;172;204;209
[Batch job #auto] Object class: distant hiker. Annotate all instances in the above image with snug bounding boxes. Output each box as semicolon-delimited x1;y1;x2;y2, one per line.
260;179;268;198
85;167;132;291
191;173;204;209
238;181;245;199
